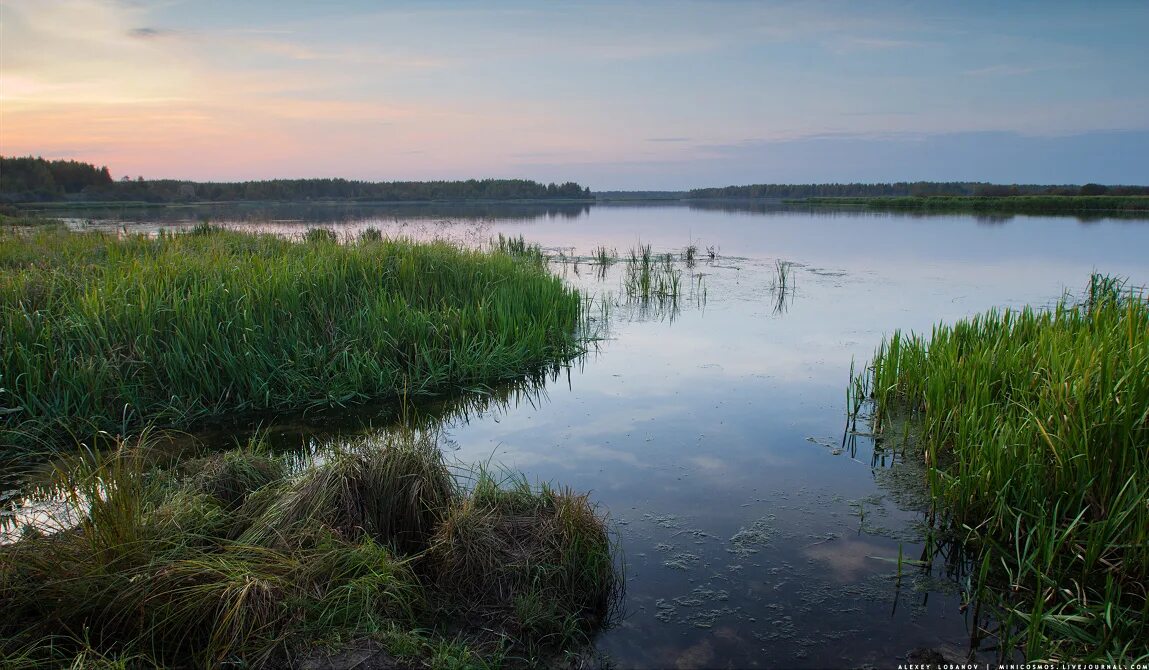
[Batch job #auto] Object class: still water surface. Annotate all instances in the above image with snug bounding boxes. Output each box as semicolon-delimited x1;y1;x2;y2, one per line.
47;203;1149;666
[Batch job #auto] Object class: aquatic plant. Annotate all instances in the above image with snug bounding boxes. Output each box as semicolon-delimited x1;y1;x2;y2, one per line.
768;259;794;314
622;243;681;307
302;227;338;243
593;245;617;267
358;226;383;242
0;226;585;454
853;274;1149;662
682;244;698;267
492;232;545;264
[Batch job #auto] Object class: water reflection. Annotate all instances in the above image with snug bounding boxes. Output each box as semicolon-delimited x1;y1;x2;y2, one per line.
50;200;592;228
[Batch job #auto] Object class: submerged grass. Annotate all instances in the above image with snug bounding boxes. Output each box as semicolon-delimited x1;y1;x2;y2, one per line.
0;431;621;667
853;274;1149;661
0;226;585;454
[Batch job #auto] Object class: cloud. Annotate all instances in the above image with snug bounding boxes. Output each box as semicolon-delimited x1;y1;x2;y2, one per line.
833;36;924;53
963;64;1038;77
646;137;693;143
245;37;452;69
127;26;177;40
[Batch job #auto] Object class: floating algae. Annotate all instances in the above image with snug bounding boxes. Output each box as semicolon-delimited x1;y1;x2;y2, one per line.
654;599;676;623
727;515;777;557
655;586;740;629
685;607;740;629
871;460;931;514
663;552;702;570
643;513;682;529
752;615;797;641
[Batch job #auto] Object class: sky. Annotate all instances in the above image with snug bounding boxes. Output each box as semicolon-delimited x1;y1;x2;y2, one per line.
1;0;1147;189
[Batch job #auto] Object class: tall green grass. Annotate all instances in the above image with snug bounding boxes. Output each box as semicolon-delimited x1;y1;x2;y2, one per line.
0;226;586;454
853;275;1149;661
0;431;621;667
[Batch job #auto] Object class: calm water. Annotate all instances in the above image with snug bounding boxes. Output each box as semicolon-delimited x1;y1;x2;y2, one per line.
28;203;1149;666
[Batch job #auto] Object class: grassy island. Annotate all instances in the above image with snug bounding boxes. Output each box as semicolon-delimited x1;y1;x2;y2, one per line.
0;225;585;455
854;275;1149;661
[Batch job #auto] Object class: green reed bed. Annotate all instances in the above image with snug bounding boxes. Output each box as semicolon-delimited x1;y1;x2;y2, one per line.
0;431;621;668
853;275;1149;661
0;226;585;454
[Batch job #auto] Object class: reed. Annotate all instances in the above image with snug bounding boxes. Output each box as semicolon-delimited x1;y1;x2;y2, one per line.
853;274;1149;661
622;243;682;307
0;226;585;454
768;259;794;314
682;244;698;267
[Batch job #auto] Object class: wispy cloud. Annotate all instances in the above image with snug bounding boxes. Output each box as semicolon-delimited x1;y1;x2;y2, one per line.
246;37;452;69
127;26;178;40
963;64;1039;77
834;36;924;52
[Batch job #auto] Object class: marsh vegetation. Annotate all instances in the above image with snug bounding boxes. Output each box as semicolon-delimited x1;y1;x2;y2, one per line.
850;274;1149;662
0;430;620;667
0;226;585;456
0;221;628;667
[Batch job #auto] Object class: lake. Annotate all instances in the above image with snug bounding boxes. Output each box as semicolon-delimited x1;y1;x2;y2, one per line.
28;202;1149;666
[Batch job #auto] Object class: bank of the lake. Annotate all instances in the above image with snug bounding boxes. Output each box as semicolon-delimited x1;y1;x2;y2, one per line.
798;195;1149;215
0;225;584;455
0;223;621;668
0;430;621;668
854;275;1149;661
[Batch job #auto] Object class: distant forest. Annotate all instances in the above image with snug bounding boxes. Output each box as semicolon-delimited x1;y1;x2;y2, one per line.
688;181;1149;198
0;156;592;203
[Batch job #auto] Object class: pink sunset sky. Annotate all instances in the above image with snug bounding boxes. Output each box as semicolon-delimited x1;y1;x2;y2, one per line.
2;0;1147;189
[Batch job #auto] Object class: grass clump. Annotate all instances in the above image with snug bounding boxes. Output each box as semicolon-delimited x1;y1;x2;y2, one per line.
623;243;681;306
854;274;1149;662
0;431;621;667
593;245;617;267
302;226;339;243
428;470;620;651
0;225;585;455
493;233;546;265
239;434;454;553
358;226;383;242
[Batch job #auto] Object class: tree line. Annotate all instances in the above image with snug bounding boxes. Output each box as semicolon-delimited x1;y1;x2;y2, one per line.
0;156;592;203
687;181;1149;199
